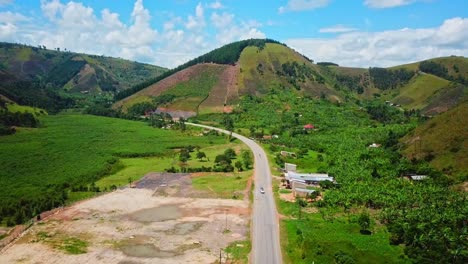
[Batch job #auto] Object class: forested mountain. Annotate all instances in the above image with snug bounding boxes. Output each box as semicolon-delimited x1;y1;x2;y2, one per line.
0;42;166;112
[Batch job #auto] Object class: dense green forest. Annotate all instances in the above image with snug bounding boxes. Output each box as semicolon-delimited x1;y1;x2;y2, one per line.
369;67;415;90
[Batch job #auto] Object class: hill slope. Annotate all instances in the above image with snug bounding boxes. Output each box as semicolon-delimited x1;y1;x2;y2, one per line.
0;42;166;98
114;40;341;115
321;56;468;114
401;102;468;177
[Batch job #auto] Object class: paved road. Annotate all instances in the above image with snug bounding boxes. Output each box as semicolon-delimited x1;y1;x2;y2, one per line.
186;123;282;264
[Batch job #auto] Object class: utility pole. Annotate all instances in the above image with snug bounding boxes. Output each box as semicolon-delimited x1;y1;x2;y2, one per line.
219;248;222;263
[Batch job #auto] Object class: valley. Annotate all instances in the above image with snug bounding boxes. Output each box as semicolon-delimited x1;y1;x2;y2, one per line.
0;38;466;264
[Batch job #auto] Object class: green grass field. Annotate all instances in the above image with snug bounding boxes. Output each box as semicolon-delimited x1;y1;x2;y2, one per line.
284;150;327;173
95;141;248;189
192;170;251;199
282;214;409;264
0;112;225;203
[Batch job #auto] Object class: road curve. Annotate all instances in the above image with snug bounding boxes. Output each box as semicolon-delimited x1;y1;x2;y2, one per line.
186;122;282;264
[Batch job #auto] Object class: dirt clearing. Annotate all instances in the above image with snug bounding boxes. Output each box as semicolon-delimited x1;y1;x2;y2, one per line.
1;173;251;263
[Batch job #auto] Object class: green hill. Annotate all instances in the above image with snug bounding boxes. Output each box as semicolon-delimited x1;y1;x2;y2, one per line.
114;40;341;114
315;56;468;114
401;102;467;178
0;42;166;108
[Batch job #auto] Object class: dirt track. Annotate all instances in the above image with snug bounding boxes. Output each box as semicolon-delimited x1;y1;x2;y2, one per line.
0;173;250;264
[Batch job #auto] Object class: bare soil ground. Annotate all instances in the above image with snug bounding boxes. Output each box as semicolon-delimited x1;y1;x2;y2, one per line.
0;173;250;263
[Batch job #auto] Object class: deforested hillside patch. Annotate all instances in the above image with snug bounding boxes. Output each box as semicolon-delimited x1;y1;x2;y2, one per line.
114;39;283;100
114;64;228;112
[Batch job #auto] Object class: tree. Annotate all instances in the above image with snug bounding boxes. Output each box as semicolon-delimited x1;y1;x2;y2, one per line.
196;151;206;161
358;211;371;233
242;150;252;169
296;197;307;219
235;161;243;172
179;148;191;162
224;148;236;159
222;114;234;138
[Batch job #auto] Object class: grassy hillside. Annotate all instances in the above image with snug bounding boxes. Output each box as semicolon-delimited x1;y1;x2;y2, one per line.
0;42;166;97
115;41;341;114
392;73;451;109
392;56;468;80
0;112;227;224
401;102;467;178
238;43;339;99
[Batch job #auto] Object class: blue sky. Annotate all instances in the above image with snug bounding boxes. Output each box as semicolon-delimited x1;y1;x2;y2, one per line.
0;0;466;68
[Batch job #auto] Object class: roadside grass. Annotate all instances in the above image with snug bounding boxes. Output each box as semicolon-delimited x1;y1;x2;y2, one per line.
0;112;225;207
225;239;251;264
282;214;409;264
95;140;247;189
272;166;407;264
191;171;252;199
284;150;326;173
95;156;175;189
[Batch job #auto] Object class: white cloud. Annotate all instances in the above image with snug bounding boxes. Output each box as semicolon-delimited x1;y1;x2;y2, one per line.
364;0;416;8
185;2;205;31
211;12;265;45
0;0;266;68
279;0;330;13
319;25;357;33
0;11;28;23
208;1;224;9
40;0;63;21
285;17;468;67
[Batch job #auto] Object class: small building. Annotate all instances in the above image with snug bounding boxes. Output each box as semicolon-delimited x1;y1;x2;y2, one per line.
293;187;316;198
285;171;334;187
368;143;381;148
284;163;297;172
408;175;428;181
303;124;315;130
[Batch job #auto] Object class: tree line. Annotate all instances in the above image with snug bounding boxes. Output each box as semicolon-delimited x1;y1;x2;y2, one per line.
369;67;415;90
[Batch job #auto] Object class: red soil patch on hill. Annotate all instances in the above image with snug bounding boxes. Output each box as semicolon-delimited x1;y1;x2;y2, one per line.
115;63;228;109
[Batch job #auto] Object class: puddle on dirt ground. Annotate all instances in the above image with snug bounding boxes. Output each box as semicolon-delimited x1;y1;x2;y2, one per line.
165;221;204;235
129;205;181;222
118;239;201;258
120;244;177;258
